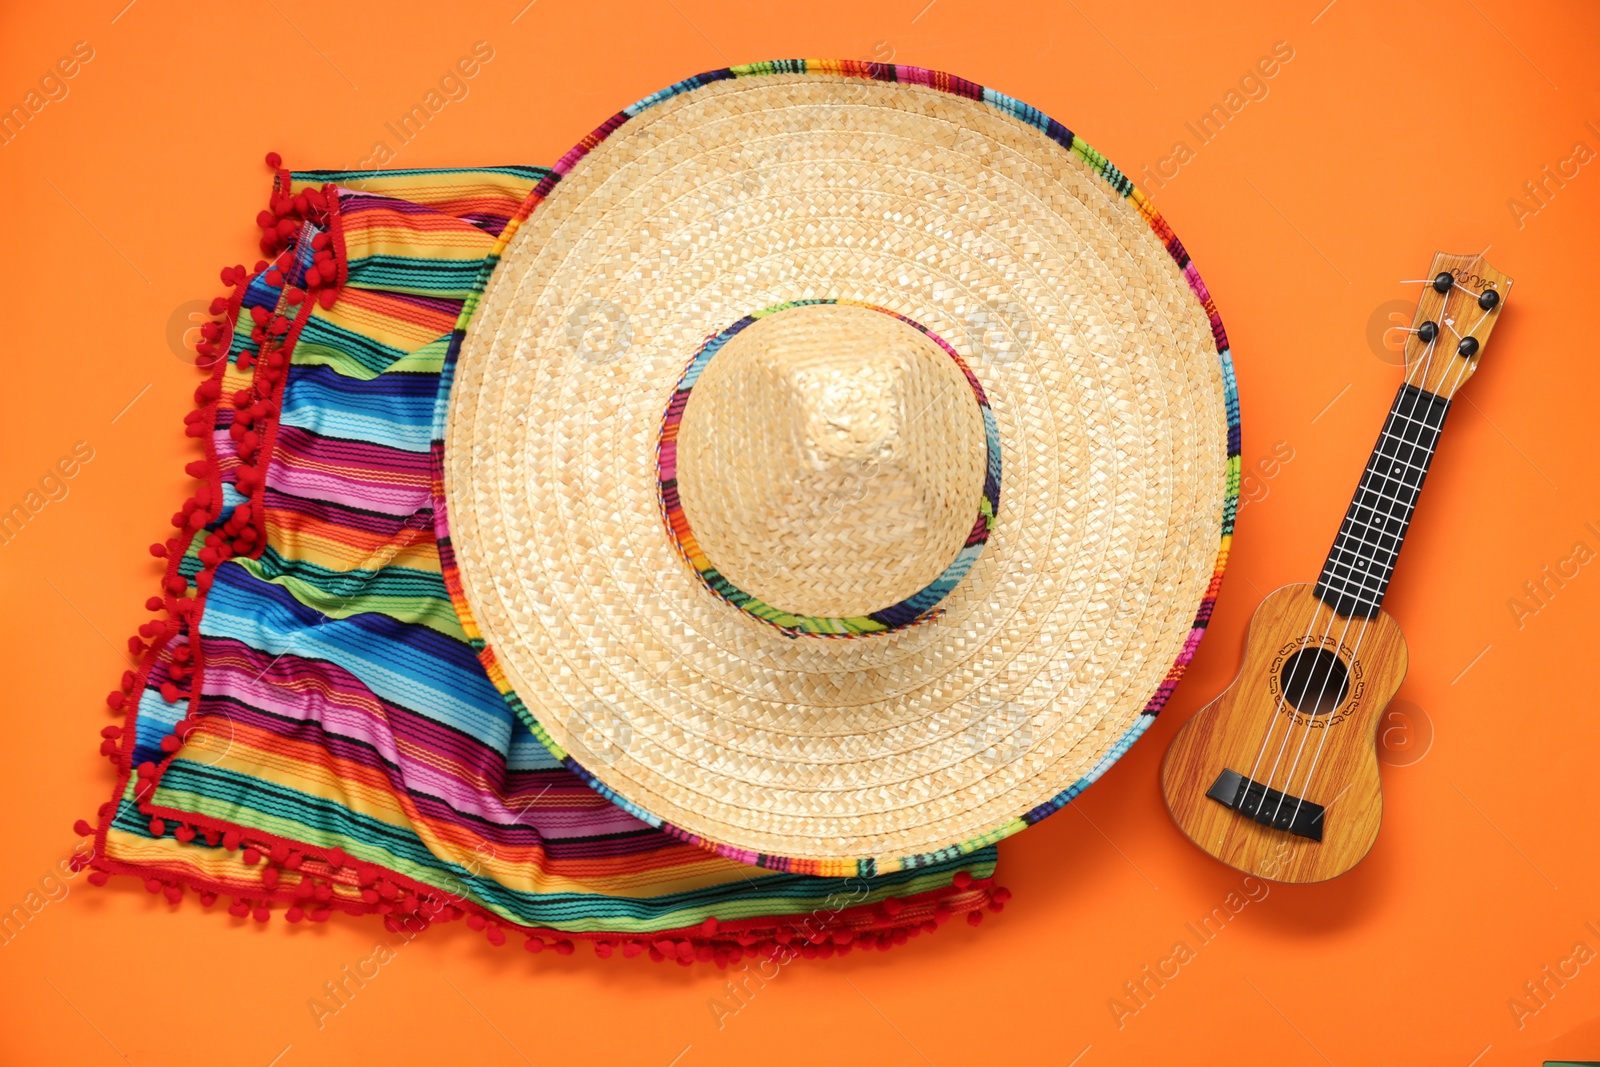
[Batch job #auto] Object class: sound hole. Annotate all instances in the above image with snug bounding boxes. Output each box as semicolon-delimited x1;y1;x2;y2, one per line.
1281;647;1350;716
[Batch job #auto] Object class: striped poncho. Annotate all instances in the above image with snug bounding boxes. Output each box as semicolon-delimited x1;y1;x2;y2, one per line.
81;160;1003;962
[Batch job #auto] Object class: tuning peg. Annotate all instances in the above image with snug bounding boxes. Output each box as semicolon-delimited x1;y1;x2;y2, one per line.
1433;272;1454;294
1417;321;1438;343
1477;288;1500;311
1457;336;1480;358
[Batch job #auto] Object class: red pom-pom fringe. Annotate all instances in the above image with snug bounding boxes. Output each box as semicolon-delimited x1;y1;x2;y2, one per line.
85;153;352;947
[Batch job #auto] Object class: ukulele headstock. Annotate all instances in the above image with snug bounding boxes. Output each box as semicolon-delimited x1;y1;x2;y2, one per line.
1403;250;1512;400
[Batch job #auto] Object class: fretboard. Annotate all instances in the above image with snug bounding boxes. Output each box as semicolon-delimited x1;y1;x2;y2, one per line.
1313;383;1451;617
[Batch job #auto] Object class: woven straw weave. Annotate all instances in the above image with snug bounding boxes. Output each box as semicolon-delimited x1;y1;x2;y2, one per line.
673;300;992;622
443;69;1231;872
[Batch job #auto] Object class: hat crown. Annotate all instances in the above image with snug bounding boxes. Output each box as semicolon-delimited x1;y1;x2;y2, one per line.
673;303;989;622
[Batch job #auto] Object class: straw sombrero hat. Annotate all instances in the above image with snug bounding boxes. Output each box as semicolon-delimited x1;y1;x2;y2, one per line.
439;61;1238;876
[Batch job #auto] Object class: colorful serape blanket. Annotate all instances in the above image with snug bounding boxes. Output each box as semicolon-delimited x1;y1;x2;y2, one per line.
79;160;1004;963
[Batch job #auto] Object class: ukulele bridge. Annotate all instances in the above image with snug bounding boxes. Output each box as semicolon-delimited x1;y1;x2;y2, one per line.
1205;768;1325;842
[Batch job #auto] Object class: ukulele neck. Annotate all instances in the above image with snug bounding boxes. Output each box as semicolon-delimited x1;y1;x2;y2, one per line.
1311;251;1514;618
1313;383;1451;618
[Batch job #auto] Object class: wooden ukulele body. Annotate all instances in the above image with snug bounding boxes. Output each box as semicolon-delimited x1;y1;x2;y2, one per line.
1161;583;1408;883
1162;250;1511;883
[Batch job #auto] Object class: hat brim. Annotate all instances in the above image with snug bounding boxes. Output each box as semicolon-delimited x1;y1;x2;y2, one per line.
438;61;1239;875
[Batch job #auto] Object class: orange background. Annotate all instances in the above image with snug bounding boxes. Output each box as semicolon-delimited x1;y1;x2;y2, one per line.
3;2;1599;1065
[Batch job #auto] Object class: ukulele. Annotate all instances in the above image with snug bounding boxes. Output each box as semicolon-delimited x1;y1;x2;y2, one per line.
1161;250;1511;884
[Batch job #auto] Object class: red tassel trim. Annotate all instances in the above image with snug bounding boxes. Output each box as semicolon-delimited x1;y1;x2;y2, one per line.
88;813;1005;963
81;150;346;899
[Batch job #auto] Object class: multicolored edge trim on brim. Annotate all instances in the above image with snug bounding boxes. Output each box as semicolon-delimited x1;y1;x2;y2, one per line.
655;299;1002;638
434;59;1243;878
